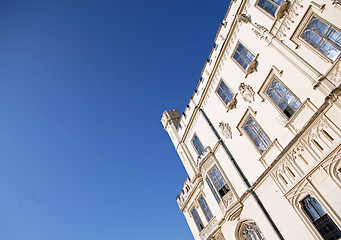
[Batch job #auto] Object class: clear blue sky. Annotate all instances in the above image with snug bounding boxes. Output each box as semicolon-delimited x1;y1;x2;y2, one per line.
0;1;229;239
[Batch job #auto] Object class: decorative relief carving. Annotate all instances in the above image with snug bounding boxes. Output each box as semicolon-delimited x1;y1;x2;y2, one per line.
285;179;313;205
214;232;226;240
199;218;217;240
219;122;232;139
201;155;215;176
238;83;255;103
222;191;235;207
322;145;341;187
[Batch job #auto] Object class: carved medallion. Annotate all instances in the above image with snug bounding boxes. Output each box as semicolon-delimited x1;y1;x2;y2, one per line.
219;122;232;139
238;83;255;103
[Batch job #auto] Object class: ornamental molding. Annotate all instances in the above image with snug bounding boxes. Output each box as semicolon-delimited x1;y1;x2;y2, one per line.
201;155;216;176
199;218;218;240
222;191;235;207
238;83;255;103
326;58;341;87
237;13;251;24
285;179;314;206
219;122;232;139
321;144;341;187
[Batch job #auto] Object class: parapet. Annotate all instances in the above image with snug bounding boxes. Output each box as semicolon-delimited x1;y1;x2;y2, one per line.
161;109;181;130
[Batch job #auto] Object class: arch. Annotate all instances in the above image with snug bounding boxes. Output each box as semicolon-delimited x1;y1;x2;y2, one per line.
235;219;266;240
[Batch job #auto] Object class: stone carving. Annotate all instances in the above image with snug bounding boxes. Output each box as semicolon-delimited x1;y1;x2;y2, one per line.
237;13;251;23
200;218;217;240
238;83;255;103
322;145;341;187
219;122;232;139
227;96;237;111
222;191;235;207
201;156;215;176
214;232;226;240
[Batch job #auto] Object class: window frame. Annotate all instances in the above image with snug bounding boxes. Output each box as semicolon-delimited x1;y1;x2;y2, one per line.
255;0;285;19
190;207;205;232
191;134;205;156
263;75;301;119
291;10;341;63
236;220;266;240
300;194;341;240
198;195;214;223
207;165;230;199
215;78;236;109
231;41;256;73
237;108;272;154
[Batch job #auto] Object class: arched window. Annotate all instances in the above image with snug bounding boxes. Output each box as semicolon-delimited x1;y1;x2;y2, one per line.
237;220;266;240
301;195;341;240
301;16;341;61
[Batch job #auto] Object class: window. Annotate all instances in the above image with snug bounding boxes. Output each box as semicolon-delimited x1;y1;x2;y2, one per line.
206;176;221;203
207;166;230;199
199;196;213;222
232;43;255;70
265;77;301;118
301;195;341;240
301;16;341;61
216;80;234;106
191;207;204;232
243;116;271;153
257;0;284;17
238;220;266;240
192;134;204;156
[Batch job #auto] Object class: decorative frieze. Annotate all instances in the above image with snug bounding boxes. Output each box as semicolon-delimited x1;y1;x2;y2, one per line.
199;218;217;240
271;111;341;193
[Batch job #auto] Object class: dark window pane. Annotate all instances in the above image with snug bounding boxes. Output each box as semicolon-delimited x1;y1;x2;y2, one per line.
301;196;341;240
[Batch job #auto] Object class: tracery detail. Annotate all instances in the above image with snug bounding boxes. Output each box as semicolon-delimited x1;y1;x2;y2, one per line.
237;220;266;240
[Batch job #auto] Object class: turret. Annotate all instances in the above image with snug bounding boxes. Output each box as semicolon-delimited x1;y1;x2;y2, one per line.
161;109;181;147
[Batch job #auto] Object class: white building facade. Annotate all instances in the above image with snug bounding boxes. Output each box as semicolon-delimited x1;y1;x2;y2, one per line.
161;0;341;240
